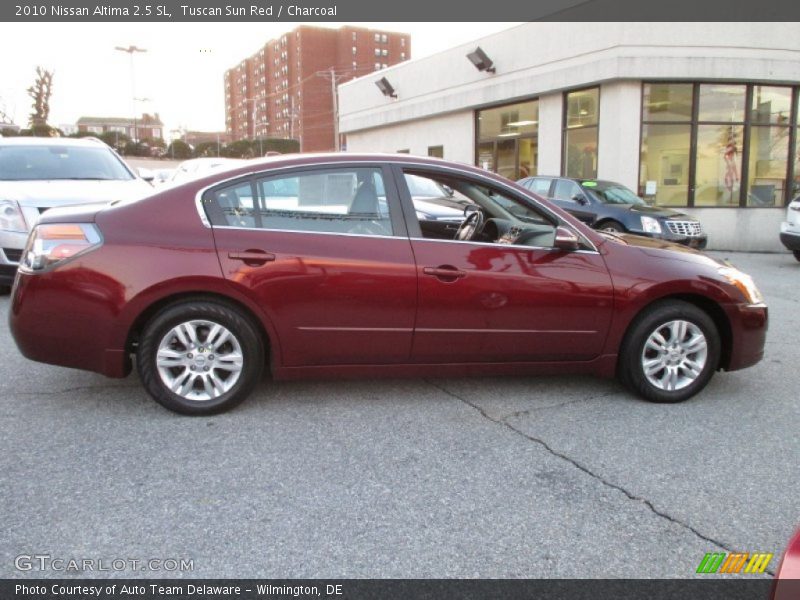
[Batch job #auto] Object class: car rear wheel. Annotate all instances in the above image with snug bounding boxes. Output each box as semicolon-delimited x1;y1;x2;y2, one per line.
619;300;720;403
137;300;264;415
0;285;10;296
598;220;625;233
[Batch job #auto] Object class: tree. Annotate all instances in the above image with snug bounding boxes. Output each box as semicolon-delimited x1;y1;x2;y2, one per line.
27;67;54;132
167;139;192;160
193;141;221;158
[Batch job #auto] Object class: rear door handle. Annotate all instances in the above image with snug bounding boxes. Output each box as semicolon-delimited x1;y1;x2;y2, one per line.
228;250;276;266
423;265;466;281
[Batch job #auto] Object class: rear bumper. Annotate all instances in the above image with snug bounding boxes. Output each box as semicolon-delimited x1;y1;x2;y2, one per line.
9;268;131;378
723;303;768;372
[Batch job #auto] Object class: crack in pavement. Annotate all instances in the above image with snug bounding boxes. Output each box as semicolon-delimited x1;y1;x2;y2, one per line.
502;392;617;421
426;380;774;575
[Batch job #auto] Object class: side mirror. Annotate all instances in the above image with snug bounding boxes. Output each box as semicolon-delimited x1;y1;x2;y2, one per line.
442;184;454;197
138;167;155;183
571;193;588;205
554;226;580;252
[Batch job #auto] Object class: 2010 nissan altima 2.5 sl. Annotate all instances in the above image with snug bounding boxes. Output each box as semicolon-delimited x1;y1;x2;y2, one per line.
9;154;768;415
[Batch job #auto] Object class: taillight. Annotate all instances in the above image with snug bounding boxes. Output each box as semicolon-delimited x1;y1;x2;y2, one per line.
21;223;102;271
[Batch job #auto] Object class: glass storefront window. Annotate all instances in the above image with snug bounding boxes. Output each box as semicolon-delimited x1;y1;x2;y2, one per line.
746;126;789;206
477;141;494;172
694;124;743;207
639;123;692;206
518;138;537;178
642;82;799;207
643;83;693;122
565;88;599;128
476;99;539;179
751;86;792;125
698;84;746;123
564;88;599;179
478;101;539;138
564;127;598;179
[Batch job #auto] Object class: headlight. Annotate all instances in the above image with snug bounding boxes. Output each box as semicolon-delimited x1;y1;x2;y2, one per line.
22;223;102;271
0;199;28;232
718;267;764;305
640;216;662;234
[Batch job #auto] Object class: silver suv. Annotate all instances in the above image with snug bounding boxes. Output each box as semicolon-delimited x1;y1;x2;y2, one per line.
0;137;152;292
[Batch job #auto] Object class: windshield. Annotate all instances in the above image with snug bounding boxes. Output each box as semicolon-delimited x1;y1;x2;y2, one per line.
0;145;134;181
583;181;646;206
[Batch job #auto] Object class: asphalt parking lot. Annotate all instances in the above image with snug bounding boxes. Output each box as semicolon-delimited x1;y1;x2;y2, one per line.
1;251;798;579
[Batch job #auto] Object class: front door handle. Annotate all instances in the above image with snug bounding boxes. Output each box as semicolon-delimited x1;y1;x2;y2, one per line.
423;265;466;282
228;250;276;266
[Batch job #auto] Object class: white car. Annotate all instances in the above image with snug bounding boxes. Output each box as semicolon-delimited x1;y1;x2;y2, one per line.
0;137;153;293
780;195;800;262
169;157;247;185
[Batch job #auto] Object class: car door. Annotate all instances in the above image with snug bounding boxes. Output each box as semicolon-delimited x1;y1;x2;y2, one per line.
549;179;597;225
395;166;614;364
207;164;418;367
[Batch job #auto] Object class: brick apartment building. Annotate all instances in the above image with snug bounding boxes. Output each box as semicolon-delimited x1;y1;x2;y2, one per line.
224;26;410;152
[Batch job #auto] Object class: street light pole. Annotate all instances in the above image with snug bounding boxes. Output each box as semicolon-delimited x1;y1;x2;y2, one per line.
245;97;263;156
115;45;147;143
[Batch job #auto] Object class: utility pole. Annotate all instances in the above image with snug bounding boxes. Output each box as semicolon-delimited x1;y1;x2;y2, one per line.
115;45;147;143
316;67;345;152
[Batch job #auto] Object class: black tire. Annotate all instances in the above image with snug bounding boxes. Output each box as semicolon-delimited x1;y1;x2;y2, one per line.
618;300;720;403
0;285;10;296
794;250;800;262
137;300;264;415
597;220;625;233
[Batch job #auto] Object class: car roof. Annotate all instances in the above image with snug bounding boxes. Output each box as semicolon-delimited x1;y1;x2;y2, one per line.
0;136;110;148
520;175;621;186
191;152;485;181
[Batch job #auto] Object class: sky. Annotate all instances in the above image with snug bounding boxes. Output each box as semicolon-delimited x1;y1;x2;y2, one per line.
0;22;521;138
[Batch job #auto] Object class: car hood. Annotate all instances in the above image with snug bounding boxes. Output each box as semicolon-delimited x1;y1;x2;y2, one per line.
0;179;152;208
623;204;696;220
602;231;724;268
413;196;467;218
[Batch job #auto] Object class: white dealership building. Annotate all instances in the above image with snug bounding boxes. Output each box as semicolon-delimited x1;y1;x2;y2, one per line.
338;23;800;251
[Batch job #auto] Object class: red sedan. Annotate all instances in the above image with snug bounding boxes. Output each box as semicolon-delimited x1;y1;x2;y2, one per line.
9;154;767;415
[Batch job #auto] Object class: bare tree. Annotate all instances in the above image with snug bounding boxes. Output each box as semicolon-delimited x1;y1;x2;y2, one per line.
27;66;54;128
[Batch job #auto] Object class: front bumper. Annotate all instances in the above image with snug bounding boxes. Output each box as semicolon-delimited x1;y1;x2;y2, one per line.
0;229;27;285
779;221;800;251
723;303;768;372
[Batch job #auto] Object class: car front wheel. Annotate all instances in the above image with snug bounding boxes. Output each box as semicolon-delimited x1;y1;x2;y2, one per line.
598;220;625;233
137;300;264;415
619;300;720;403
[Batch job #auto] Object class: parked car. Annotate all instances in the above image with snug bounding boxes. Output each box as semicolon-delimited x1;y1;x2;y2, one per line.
0;137;152;293
9;154;766;415
772;528;800;599
169;157;247;185
779;195;800;262
518;176;707;248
